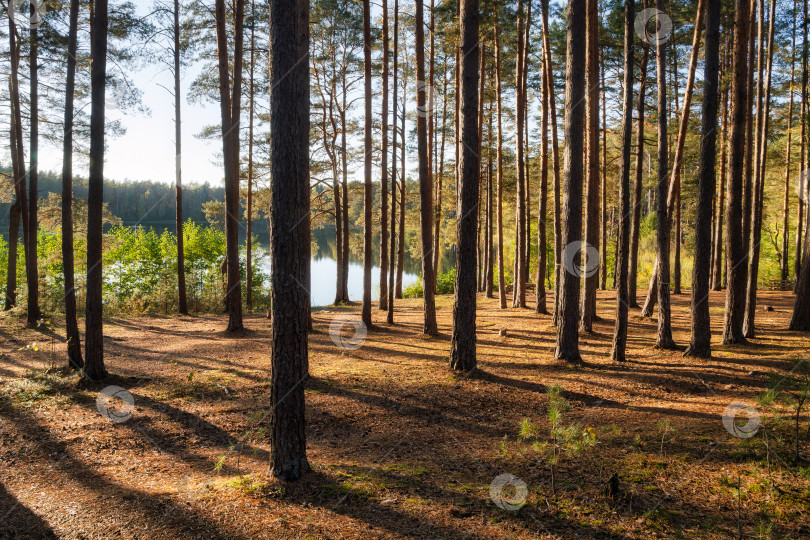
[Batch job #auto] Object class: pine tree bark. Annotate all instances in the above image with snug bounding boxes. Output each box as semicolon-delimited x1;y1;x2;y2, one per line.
797;0;808;286
554;0;586;363
541;0;562;324
27;2;41;327
653;1;676;349
495;25;507;310
581;0;600;332
610;0;634;362
175;0;188;315
268;0;311;481
388;0;400;324
379;0;390;311
722;0;751;344
361;0;373;328
450;0;480;372
214;0;244;332
245;0;256;312
536;46;549;315
686;0;720;358
62;0;83;370
712;66;729;291
629;39;649;308
415;0;437;335
512;0;527;308
85;0;110;380
782;2;797;284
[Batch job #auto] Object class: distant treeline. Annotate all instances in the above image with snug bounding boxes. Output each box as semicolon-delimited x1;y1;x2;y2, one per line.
0;166;224;228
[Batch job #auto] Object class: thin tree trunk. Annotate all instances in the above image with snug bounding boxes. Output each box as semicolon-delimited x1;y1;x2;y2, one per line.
513;0;527;308
581;0;600;332
450;0;480;372
396;39;407;299
434;53;447;279
722;0;751;344
495;25;507;309
782;1;797;283
654;1;676;349
245;0;255;312
686;0;720;358
362;0;373;328
486;111;495;298
27;2;41;327
476;47;487;293
554;0;586;363
85;0;110;380
215;0;244;332
611;0;634;362
388;0;399;324
541;0;562;324
379;0;390;311
600;42;608;291
62;0;83;370
268;0;310;481
536;40;549;315
416;0;437;335
744;0;775;338
712;64;729;291
629;39;649;308
797;0;808;287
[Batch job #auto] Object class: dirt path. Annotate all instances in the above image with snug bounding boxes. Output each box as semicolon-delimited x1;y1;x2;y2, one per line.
1;290;808;538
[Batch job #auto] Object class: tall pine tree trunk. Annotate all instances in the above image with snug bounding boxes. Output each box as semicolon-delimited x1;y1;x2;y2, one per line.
629;39;649;308
85;0;110;380
175;0;188;315
495;25;507;310
554;0;586;363
361;0;373;328
379;0;390;311
450;0;480;372
782;2;797;284
416;0;437;335
27;3;40;327
268;0;311;481
610;0;634;363
686;0;720;358
62;0;83;370
722;0;751;344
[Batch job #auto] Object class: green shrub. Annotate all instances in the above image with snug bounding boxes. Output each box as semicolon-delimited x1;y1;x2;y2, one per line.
403;269;456;298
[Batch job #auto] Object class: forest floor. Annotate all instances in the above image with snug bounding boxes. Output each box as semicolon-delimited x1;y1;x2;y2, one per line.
1;289;809;539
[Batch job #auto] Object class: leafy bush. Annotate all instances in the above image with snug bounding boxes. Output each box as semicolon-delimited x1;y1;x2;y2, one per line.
403;269;456;298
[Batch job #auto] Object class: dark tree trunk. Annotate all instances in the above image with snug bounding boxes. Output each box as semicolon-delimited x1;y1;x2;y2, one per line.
580;0;599;332
797;0;808;287
712;69;729;291
722;0;751;344
512;0;527;308
388;0;399;324
450;0;480;372
245;0;256;312
415;0;437;334
744;0;775;338
541;0;562;325
495;25;507;309
268;0;311;481
396;61;406;300
215;0;244;332
361;0;373;328
27;4;41;327
686;0;720;358
85;0;110;380
62;0;83;370
175;0;188;315
486;114;495;299
610;0;634;363
554;0;586;364
536;49;549;315
379;0;390;311
782;3;797;284
654;0;676;350
629;40;649;308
